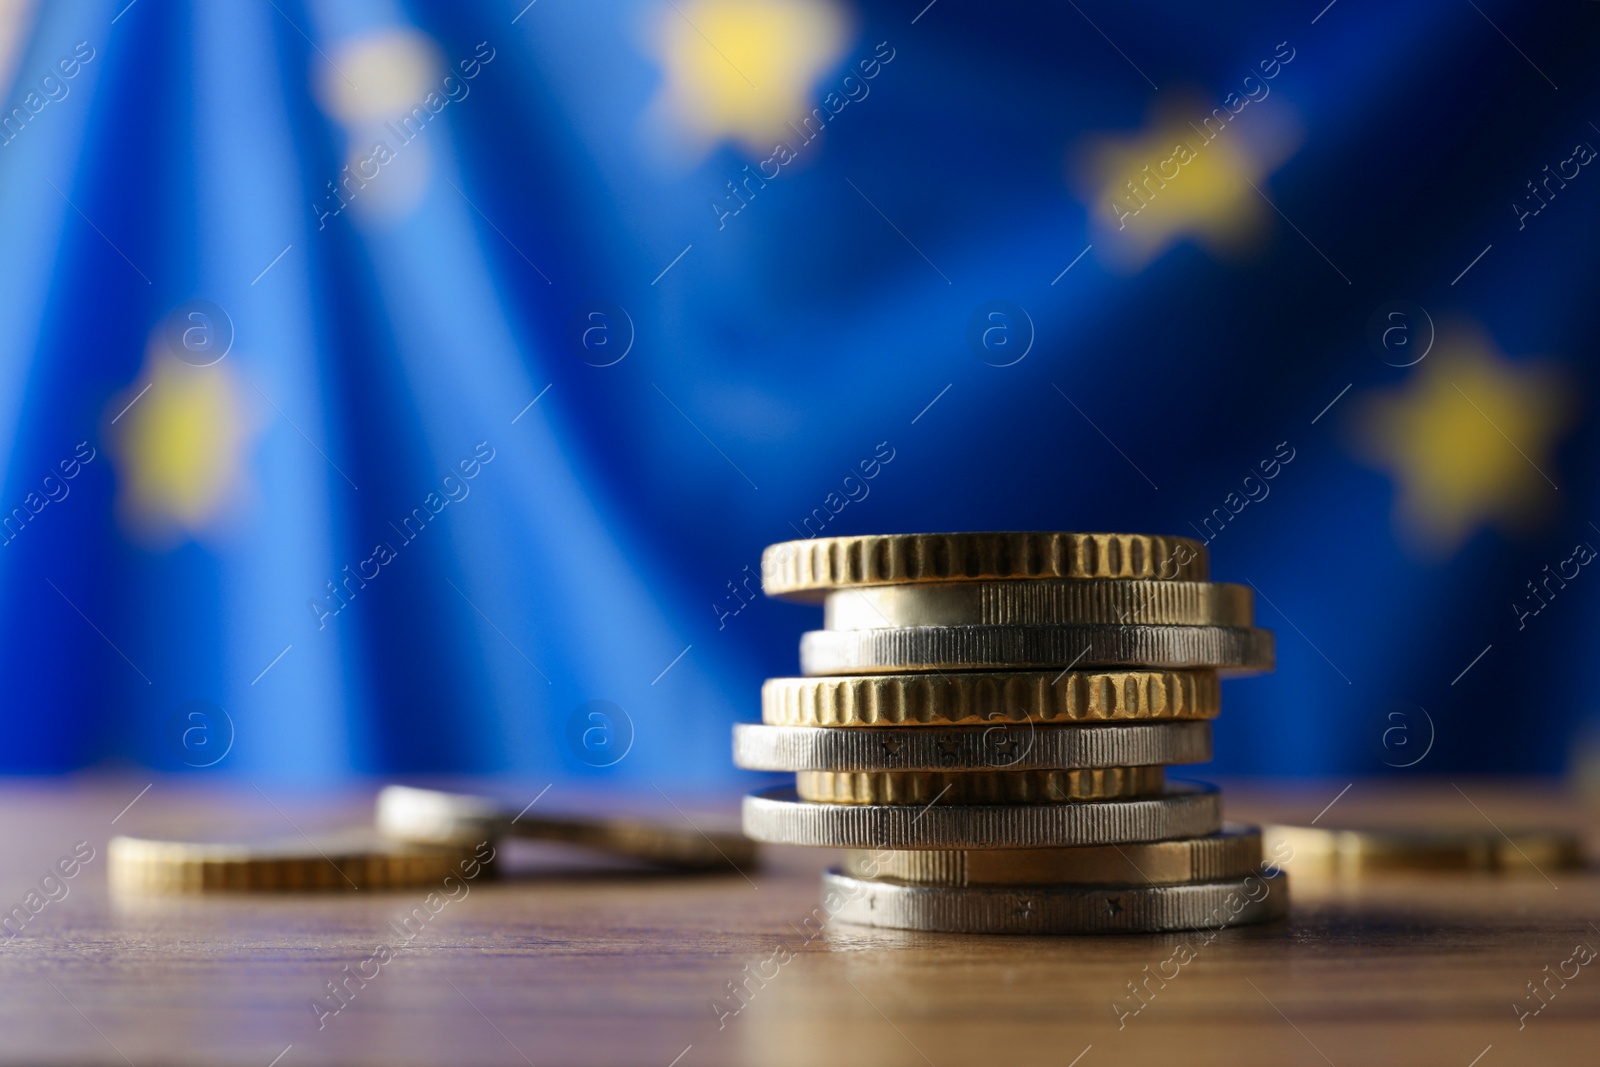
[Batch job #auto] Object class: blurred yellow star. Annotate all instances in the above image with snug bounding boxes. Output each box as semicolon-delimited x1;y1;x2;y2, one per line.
1076;94;1299;271
108;345;258;546
1351;323;1575;556
645;0;849;157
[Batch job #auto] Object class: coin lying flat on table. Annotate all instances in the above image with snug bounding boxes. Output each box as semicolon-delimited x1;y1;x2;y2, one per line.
821;868;1287;934
823;580;1253;630
376;785;758;871
762;669;1221;727
842;824;1264;886
108;830;491;894
1264;823;1584;876
762;532;1208;601
795;766;1166;805
733;721;1212;772
741;782;1221;849
799;624;1275;676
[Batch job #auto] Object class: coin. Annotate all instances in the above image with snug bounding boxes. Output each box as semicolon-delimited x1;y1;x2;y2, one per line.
820;867;1287;934
375;785;759;871
823;580;1253;630
762;532;1207;601
762;669;1220;727
799;624;1274;676
732;721;1212;772
796;766;1166;805
107;830;490;893
1263;824;1584;875
741;782;1221;849
841;824;1263;886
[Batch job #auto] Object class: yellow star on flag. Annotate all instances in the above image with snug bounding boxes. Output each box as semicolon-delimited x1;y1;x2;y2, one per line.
107;340;260;547
644;0;849;159
1075;94;1300;272
1350;322;1576;556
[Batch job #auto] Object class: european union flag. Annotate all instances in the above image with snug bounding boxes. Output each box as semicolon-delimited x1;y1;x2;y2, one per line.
0;0;1597;785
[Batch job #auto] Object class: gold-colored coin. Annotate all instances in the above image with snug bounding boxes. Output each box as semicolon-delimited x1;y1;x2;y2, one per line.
824;579;1252;630
762;669;1220;727
762;532;1207;601
794;766;1165;805
108;830;493;894
843;824;1263;885
1264;824;1584;876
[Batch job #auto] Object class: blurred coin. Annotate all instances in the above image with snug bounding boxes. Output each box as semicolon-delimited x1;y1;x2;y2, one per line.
762;532;1207;601
762;669;1220;727
376;785;758;871
842;824;1263;886
796;766;1166;805
732;721;1212;772
107;830;489;894
799;624;1274;676
1264;823;1583;876
824;579;1252;630
821;867;1287;934
741;782;1221;849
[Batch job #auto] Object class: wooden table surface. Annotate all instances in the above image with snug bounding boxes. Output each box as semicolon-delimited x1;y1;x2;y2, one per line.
1;776;1597;1066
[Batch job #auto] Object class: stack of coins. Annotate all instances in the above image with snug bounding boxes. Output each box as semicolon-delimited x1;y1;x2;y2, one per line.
736;532;1289;934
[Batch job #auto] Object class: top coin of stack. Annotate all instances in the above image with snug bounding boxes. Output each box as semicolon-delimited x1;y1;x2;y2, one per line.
736;532;1287;935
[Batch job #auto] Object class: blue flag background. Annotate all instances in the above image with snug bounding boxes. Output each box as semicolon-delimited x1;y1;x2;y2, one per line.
0;0;1597;786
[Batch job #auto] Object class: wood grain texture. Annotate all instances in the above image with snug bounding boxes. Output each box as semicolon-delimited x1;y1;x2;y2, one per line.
0;777;1597;1066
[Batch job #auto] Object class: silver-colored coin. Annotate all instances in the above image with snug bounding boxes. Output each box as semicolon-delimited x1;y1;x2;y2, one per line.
731;721;1212;772
376;785;758;870
820;867;1288;934
799;624;1274;676
741;782;1220;849
823;580;1253;630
